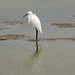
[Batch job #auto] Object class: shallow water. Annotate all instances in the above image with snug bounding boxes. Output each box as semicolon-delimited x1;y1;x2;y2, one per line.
0;0;75;75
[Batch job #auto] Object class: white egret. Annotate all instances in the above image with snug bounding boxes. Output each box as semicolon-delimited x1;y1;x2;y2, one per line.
23;11;42;40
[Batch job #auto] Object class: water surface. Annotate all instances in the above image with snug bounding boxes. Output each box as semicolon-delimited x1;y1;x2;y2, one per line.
0;0;75;75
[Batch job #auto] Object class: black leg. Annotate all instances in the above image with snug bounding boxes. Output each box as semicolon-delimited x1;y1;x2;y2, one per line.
36;29;38;40
35;28;38;51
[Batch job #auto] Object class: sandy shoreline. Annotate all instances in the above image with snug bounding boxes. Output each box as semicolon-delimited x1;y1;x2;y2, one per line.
0;21;27;25
0;21;75;41
0;34;31;40
51;23;75;28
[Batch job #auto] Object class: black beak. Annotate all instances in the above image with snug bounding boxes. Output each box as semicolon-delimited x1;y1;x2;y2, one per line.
23;13;28;18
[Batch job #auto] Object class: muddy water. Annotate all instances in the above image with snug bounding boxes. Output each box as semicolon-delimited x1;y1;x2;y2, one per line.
0;0;75;75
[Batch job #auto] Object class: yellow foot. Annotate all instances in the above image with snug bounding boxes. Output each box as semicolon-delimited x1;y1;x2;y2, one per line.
28;39;40;42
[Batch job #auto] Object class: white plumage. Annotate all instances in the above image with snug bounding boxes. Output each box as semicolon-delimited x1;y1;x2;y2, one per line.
23;11;42;34
23;11;42;40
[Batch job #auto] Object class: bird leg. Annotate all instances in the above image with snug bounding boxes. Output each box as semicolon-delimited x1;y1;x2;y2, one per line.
35;28;38;51
35;28;38;41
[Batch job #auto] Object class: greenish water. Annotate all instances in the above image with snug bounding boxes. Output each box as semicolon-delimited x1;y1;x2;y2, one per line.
0;0;75;75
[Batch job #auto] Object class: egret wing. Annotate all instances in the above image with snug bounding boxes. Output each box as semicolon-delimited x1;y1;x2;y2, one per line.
31;14;42;33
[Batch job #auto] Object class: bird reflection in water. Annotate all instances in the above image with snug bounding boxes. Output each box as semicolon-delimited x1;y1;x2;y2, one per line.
28;40;42;69
30;46;42;64
36;40;38;52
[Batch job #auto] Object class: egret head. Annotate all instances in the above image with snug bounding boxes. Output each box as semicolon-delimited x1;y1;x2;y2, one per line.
23;11;33;18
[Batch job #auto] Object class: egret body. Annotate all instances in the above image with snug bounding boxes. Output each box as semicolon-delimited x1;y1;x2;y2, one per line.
23;11;42;40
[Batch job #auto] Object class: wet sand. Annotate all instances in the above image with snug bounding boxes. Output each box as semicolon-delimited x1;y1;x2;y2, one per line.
0;34;31;40
0;21;75;41
28;37;75;42
72;15;75;17
0;27;9;30
51;23;75;28
0;34;75;41
0;21;27;25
